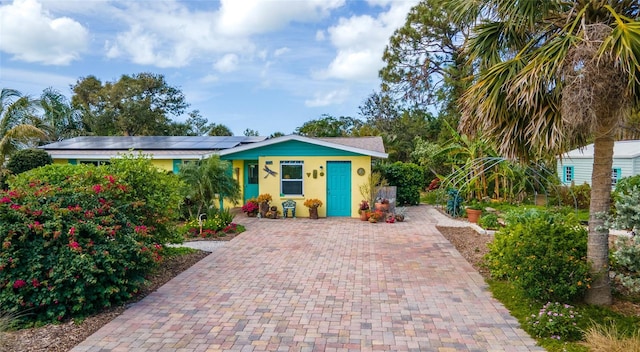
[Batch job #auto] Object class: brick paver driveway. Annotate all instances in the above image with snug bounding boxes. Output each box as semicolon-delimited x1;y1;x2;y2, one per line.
73;206;543;352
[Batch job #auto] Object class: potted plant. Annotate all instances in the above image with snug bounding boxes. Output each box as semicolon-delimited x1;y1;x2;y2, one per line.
466;201;483;224
374;198;390;212
358;200;370;221
304;198;323;219
368;210;384;223
241;198;259;217
257;193;272;217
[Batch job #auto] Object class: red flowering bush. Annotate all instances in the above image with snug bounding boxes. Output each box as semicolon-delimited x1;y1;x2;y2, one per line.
0;155;186;325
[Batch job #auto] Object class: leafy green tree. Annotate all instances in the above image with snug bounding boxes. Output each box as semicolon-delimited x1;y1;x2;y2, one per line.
178;156;240;217
269;131;285;138
243;128;259;137
71;73;189;136
0;88;48;167
452;0;640;305
295;114;365;137
380;0;469;122
208;123;233;136
184;110;209;136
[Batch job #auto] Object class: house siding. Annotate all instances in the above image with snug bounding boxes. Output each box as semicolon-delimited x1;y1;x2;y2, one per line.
558;158;592;185
558;157;639;186
248;155;370;218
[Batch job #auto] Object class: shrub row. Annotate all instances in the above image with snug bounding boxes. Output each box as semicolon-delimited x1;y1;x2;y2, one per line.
0;155;185;324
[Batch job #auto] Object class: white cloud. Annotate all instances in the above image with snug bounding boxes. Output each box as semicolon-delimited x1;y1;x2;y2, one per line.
273;47;290;57
305;88;350;107
200;74;219;84
317;0;419;81
0;0;88;65
214;54;239;73
216;0;345;36
103;0;347;69
103;1;254;68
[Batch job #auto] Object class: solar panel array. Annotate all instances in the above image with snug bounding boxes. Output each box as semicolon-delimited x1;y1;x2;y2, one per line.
43;136;266;150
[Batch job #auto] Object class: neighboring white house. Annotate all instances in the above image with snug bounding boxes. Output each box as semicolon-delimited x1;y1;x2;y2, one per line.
557;140;640;187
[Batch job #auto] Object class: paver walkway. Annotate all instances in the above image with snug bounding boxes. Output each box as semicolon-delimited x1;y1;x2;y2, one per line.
72;206;543;352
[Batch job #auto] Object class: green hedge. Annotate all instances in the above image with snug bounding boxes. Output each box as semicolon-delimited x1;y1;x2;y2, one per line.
376;162;423;205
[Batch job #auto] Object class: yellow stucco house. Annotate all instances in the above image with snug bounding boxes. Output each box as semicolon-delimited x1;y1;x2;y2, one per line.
219;135;387;218
41;135;388;218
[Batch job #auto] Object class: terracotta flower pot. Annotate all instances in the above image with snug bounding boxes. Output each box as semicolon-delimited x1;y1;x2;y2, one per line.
466;209;482;224
360;211;369;221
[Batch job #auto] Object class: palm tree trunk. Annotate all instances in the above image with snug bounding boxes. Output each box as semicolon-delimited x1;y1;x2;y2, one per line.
584;133;614;305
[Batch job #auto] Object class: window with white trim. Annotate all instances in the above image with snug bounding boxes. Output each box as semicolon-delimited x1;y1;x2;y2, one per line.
281;161;303;196
612;168;621;186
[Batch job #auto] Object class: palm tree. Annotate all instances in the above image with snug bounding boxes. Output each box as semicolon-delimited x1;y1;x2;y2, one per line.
40;87;85;141
178;156;240;217
451;1;640;305
0;88;48;168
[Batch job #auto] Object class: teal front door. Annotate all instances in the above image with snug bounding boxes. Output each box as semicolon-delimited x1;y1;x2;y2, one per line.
326;161;351;216
244;160;259;202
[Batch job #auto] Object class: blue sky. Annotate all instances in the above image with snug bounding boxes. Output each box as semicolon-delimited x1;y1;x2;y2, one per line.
0;0;419;136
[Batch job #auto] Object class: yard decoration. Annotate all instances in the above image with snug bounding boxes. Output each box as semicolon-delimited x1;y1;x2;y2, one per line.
304;198;323;219
257;193;272;217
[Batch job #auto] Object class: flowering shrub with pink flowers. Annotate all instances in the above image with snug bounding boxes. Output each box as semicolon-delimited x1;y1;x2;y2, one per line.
526;302;582;341
0;154;186;325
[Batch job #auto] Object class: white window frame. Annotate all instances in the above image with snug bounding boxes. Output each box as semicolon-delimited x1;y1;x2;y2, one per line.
280;161;304;196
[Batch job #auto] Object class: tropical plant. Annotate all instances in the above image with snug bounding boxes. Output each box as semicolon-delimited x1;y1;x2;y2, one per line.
0;88;48;167
451;0;640;305
39;87;84;140
359;171;388;208
446;188;463;217
178;156;240;217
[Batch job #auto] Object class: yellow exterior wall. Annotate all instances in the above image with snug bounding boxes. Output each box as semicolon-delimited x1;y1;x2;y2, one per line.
152;159;174;173
53;159;68;165
254;155;371;218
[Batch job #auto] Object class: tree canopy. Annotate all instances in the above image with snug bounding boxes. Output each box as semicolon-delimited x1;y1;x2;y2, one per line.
71;73;189;136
